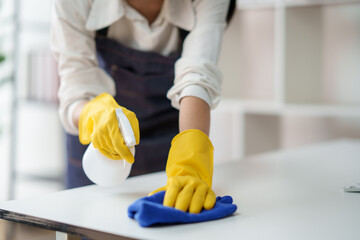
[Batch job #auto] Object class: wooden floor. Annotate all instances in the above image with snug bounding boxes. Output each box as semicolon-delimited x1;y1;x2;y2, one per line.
0;220;53;240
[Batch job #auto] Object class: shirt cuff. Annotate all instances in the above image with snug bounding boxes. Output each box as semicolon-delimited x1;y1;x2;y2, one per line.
178;85;212;107
65;100;84;135
57;67;115;135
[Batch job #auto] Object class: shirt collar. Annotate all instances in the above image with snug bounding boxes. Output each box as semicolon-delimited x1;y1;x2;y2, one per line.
85;0;194;31
165;0;195;31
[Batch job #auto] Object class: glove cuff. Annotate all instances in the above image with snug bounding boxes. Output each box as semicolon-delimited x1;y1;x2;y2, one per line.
171;129;213;148
167;129;214;187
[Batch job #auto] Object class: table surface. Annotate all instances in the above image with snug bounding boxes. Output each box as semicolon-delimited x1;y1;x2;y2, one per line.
1;139;360;240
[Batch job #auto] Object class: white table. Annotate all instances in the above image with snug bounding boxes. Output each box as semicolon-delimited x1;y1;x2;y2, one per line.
1;139;360;240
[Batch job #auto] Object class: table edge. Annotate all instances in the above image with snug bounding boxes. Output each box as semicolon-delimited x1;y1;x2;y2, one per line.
0;209;136;240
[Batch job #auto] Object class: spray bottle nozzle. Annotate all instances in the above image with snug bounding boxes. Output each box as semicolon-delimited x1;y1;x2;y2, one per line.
115;108;136;147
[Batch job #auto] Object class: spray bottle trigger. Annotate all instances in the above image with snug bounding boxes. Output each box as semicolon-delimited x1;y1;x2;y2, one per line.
115;108;136;148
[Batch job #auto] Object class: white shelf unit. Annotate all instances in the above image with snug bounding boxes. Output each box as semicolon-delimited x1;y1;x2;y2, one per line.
213;0;360;163
6;0;65;200
0;0;16;202
15;100;63;175
0;0;15;83
0;0;15;201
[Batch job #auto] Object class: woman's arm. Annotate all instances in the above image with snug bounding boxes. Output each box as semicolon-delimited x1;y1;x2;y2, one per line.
167;0;229;113
179;96;210;136
174;0;230;136
51;0;115;134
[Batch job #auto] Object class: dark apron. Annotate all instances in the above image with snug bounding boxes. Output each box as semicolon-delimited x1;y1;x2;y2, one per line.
65;28;187;189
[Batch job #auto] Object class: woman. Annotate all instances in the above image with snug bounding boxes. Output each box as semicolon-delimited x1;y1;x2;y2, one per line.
51;0;235;214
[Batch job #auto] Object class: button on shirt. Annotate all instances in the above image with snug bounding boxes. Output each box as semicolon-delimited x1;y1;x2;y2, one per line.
51;0;229;135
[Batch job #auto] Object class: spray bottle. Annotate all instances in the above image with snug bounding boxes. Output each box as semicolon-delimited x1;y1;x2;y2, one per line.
82;108;136;187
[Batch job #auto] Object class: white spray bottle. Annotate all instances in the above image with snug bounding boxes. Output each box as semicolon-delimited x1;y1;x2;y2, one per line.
82;108;136;187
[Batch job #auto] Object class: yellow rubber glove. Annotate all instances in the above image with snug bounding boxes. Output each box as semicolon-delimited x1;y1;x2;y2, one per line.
149;129;216;214
79;92;140;163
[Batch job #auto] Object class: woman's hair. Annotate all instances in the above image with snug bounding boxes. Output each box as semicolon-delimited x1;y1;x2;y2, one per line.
226;0;236;24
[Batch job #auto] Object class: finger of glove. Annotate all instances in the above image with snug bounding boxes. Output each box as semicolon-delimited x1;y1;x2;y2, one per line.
119;147;134;164
109;127;134;163
98;146;118;159
122;107;140;145
148;186;167;196
203;189;216;210
93;133;119;160
78;115;94;145
128;113;140;145
163;179;182;208
79;130;91;145
174;184;196;212
189;184;208;214
93;128;116;155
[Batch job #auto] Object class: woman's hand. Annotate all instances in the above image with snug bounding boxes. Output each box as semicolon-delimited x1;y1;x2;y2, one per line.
149;129;216;213
78;92;140;163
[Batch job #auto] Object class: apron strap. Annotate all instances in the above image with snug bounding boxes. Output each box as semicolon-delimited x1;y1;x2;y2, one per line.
96;27;109;37
227;0;236;24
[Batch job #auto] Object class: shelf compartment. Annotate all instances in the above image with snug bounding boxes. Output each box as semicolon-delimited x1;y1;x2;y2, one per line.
244;114;281;155
14;101;65;178
219;8;276;102
281;115;360;150
210;102;244;163
218;99;360;117
284;3;360;105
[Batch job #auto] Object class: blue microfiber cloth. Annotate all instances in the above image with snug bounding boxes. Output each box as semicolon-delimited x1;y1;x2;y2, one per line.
128;191;237;227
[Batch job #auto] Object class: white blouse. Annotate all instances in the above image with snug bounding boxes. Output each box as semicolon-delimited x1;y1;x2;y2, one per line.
51;0;229;135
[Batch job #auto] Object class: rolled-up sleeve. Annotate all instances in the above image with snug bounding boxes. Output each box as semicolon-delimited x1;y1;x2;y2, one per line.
50;0;115;134
167;0;229;109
